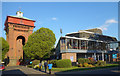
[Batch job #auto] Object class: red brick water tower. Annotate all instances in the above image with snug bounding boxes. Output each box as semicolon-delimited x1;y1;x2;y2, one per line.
4;11;35;66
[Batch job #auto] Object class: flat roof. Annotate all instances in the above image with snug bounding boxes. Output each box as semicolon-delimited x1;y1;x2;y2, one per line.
79;30;94;34
66;30;94;35
61;36;104;42
65;36;91;40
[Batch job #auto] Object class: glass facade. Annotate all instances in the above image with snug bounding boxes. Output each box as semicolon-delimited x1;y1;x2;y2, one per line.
109;42;119;51
60;37;119;51
60;38;65;50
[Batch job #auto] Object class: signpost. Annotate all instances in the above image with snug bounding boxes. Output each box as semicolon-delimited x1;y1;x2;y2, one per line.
112;54;117;59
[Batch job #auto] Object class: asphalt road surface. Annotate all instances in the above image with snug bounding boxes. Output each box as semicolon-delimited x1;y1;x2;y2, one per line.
55;67;120;74
1;66;120;76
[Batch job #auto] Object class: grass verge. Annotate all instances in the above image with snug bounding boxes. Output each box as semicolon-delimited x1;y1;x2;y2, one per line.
51;64;119;72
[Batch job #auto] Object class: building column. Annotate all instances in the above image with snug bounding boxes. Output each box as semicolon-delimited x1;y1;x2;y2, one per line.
92;54;93;58
85;54;87;58
60;39;62;50
86;41;88;50
77;40;78;49
109;54;111;62
102;52;104;61
71;39;73;49
65;38;67;50
98;55;99;61
94;53;96;60
79;40;81;50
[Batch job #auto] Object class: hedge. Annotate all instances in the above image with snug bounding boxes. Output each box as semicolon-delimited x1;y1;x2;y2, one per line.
50;60;57;67
78;63;83;67
27;65;33;68
56;59;72;68
32;60;40;66
97;60;106;66
88;57;96;65
83;63;89;67
78;58;90;64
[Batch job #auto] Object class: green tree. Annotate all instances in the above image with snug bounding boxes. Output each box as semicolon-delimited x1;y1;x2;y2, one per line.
0;37;9;60
23;27;56;60
43;48;56;60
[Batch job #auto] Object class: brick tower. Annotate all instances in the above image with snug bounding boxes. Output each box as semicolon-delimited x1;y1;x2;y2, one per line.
4;11;35;66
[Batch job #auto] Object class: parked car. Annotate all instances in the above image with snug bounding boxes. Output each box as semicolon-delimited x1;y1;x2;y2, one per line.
0;62;5;71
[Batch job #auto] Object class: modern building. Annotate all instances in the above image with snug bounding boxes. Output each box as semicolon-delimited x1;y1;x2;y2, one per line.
55;28;120;62
4;11;35;66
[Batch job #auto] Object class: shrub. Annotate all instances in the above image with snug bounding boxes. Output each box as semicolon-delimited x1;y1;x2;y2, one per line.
97;60;106;66
34;64;39;69
83;63;89;67
78;63;83;67
56;59;72;68
27;65;33;68
78;58;90;64
88;64;94;67
117;61;120;64
88;57;96;65
94;64;99;67
50;60;57;67
32;60;40;66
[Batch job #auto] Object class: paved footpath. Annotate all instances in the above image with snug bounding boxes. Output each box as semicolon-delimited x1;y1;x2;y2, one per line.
2;66;54;75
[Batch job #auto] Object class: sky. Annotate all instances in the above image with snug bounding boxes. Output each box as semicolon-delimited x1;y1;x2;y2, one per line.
2;2;118;46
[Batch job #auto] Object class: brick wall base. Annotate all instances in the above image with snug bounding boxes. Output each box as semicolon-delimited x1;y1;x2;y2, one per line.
7;59;17;66
62;53;76;62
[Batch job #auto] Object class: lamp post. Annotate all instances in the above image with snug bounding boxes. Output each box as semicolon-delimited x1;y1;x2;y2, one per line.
60;28;62;37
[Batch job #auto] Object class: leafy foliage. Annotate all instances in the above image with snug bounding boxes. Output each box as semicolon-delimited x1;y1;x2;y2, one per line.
88;64;94;67
32;60;40;66
78;63;83;67
27;65;33;68
0;37;9;60
23;27;56;60
78;58;90;64
50;60;57;67
83;63;89;67
56;59;72;68
96;60;106;66
88;57;96;65
43;48;56;60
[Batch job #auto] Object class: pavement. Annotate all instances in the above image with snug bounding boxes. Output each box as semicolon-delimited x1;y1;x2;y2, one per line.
1;66;120;76
2;66;53;75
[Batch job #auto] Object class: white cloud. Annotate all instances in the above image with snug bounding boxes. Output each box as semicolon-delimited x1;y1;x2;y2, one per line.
105;19;118;24
103;27;107;30
98;19;117;31
51;17;57;20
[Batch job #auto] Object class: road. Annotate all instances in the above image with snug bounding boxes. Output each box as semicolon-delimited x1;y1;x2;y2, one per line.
1;66;120;76
2;66;50;75
55;67;120;75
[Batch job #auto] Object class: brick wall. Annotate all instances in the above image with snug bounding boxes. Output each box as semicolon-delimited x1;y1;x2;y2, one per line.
62;53;76;62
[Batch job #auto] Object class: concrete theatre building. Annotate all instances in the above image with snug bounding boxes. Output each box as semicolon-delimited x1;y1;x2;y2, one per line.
55;28;120;62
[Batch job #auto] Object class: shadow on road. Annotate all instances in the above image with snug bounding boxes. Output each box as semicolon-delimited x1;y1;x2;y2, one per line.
54;67;120;76
33;68;50;74
2;69;27;76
